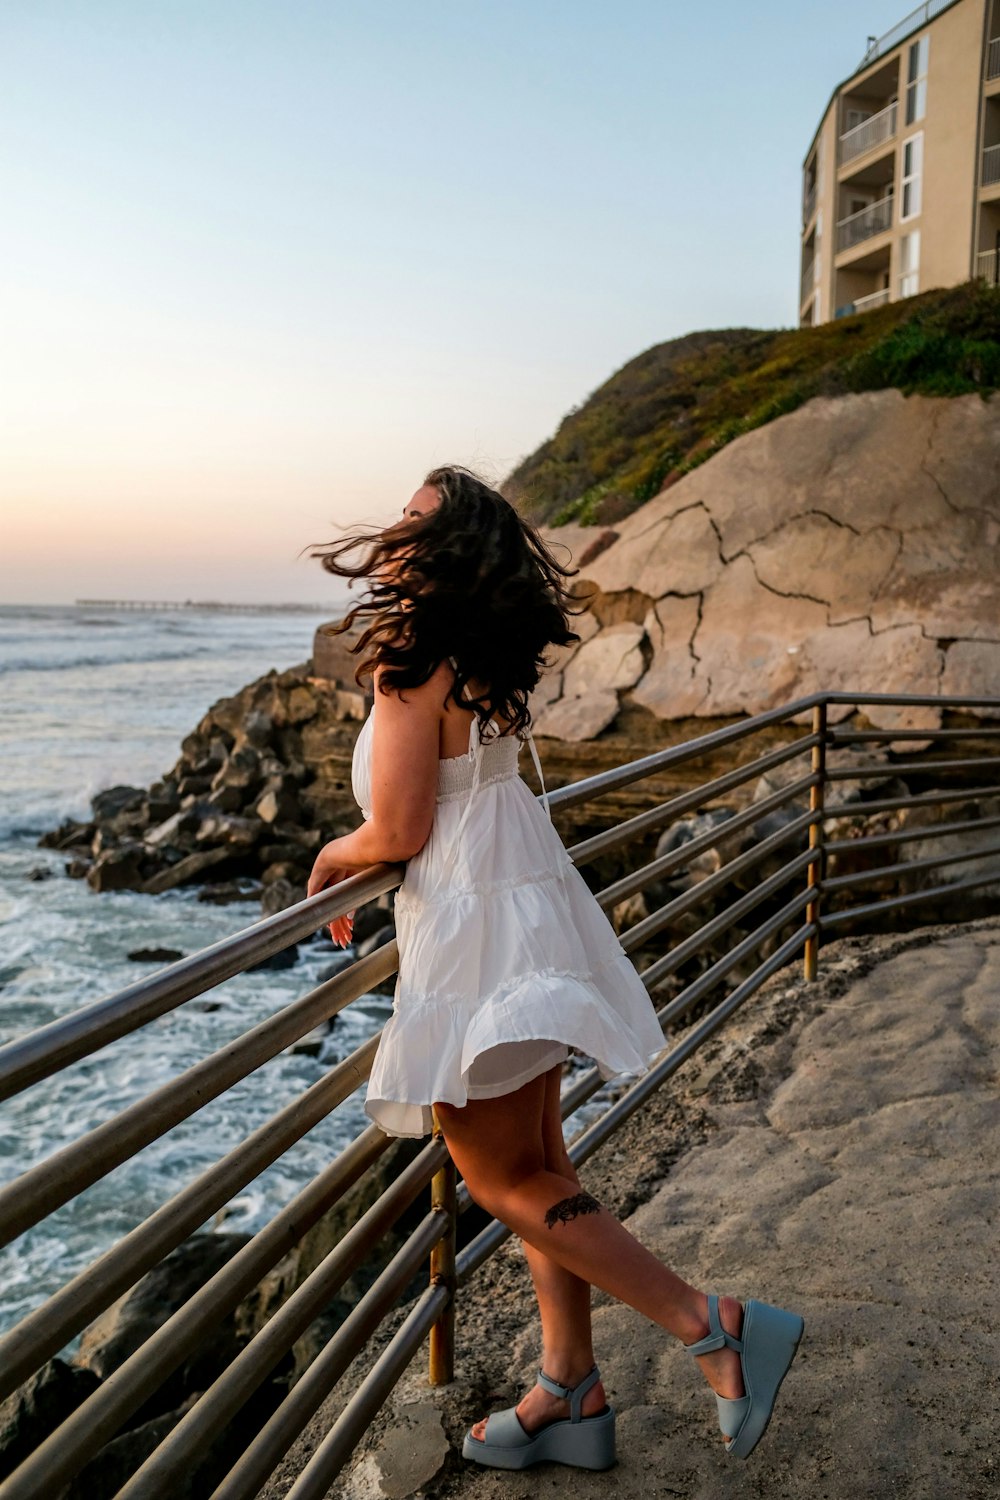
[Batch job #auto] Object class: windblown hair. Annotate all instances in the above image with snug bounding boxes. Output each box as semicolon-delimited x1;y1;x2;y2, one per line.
306;466;583;737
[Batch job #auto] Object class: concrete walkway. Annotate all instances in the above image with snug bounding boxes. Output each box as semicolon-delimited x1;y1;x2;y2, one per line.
274;917;1000;1500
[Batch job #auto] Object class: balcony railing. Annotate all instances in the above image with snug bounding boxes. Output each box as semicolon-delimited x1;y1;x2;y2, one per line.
854;287;891;313
983;144;1000;188
987;36;1000;81
839;101;897;166
802;182;817;227
836;193;894;251
977;248;1000;284
859;1;951;67
800;260;817;308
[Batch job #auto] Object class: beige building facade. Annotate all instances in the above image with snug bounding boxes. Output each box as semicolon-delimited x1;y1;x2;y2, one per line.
800;0;1000;324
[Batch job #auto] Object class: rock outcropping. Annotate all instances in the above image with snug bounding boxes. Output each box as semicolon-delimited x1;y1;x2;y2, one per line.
39;660;370;913
533;389;1000;738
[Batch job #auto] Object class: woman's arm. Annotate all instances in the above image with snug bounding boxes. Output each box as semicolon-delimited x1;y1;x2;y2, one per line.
306;663;444;944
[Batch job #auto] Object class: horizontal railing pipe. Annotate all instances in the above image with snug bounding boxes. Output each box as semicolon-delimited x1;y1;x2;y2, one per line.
0;944;398;1250
619;833;817;955
623;846;817;967
284;1284;450;1500
822;837;1000;893
0;1138;444;1500
113;1144;447;1500
211;1210;449;1500
824;811;1000;857
542;693;826;815
0;1109;389;1406
645;887;814;1017
568;734;820;867
596;783;818;911
818;783;1000;820
0;865;402;1102
821;865;1000;926
828;726;1000;741
824;754;1000;780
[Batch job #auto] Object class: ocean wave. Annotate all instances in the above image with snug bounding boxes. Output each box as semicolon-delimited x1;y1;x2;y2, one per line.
0;645;218;677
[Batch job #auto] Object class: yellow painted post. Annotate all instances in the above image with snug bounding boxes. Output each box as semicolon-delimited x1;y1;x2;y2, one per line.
428;1107;456;1385
804;699;827;982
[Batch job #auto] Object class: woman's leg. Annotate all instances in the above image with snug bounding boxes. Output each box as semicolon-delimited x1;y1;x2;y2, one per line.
434;1070;745;1430
469;1065;606;1438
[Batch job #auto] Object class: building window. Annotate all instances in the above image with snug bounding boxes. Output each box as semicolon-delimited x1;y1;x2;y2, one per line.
906;36;929;124
899;230;920;297
901;132;923;220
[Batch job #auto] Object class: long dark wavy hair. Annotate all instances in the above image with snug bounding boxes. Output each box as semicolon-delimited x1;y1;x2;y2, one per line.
306;466;582;737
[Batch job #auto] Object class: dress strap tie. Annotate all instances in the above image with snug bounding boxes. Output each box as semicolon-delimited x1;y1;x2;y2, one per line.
522;725;551;821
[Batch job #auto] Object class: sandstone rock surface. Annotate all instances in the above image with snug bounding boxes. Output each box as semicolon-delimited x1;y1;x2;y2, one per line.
539;390;1000;734
277;917;1000;1500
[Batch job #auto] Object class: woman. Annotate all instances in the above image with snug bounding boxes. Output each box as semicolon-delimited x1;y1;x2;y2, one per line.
306;466;803;1471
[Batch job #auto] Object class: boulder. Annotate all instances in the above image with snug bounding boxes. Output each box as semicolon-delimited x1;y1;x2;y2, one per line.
197;880;261;905
533;689;619;742
260;877;307;917
74;1234;251;1402
127;946;185;963
90;785;146;822
142;846;232;894
563;622;647;697
86;843;147;893
241;709;273;749
0;1359;100;1482
255;787;300;825
144;809;200;850
195;813;261;848
211;746;261;793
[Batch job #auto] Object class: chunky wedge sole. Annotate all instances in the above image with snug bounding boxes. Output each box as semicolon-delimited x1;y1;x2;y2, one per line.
686;1294;804;1460
462;1407;616;1470
462;1365;616;1471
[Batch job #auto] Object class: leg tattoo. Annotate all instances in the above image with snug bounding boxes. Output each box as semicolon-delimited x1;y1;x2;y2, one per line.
544;1191;602;1229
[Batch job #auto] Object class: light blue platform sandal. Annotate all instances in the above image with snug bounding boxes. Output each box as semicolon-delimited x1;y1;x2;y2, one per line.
461;1365;616;1471
685;1293;804;1459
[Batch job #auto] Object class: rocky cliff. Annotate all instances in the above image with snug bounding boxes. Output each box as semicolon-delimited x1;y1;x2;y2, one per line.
531;388;1000;739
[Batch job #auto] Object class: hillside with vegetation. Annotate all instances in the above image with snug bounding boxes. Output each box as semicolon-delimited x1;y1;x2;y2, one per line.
504;281;1000;527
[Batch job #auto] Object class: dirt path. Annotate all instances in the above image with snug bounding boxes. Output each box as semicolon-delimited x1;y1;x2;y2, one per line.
266;916;1000;1500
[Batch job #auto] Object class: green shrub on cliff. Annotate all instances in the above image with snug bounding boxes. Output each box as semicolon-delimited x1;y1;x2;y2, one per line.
507;281;1000;526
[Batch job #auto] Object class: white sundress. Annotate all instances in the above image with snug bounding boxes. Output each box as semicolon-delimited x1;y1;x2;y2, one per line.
350;680;666;1138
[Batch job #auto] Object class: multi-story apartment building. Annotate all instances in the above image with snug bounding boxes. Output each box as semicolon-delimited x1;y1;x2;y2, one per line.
800;0;1000;324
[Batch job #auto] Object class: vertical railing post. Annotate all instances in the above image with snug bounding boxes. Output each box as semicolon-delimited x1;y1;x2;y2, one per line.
804;699;827;982
428;1108;456;1385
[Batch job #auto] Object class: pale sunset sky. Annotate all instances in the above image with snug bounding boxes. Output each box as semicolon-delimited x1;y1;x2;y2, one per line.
2;1;912;604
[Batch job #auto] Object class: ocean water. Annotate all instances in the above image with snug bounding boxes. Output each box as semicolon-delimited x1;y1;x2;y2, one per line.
0;604;617;1344
0;601;383;1339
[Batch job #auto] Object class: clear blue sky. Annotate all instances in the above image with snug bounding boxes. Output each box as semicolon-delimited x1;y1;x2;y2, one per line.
1;0;911;603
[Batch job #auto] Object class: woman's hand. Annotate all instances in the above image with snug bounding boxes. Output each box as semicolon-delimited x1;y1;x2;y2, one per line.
308;842;356;949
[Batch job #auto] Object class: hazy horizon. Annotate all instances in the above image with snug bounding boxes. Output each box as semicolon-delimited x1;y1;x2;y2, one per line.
2;0;913;605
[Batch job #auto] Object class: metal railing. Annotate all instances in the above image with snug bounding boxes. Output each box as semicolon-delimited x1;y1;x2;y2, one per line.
802;181;817;228
839;101;898;166
0;689;998;1497
800;259;817;309
859;2;949;67
837;193;894;251
977;247;1000;284
853;287;892;313
987;35;1000;80
983;143;1000;188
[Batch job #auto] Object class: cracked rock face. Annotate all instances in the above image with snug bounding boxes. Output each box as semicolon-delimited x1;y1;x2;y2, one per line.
539;390;1000;735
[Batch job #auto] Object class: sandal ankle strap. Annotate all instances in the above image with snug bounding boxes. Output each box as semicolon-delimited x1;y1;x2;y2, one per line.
537;1363;601;1422
684;1293;743;1358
